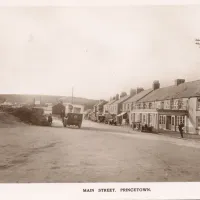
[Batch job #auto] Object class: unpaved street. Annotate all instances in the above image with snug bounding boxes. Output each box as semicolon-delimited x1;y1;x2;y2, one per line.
0;119;200;182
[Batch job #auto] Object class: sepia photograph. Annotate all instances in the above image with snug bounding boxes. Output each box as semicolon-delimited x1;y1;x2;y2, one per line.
1;5;200;184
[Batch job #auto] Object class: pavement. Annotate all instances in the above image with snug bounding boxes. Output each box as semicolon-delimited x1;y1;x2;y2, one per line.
158;130;200;141
119;124;200;141
0;119;200;182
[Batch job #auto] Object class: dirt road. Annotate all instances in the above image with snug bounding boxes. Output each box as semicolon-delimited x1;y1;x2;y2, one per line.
0;119;200;182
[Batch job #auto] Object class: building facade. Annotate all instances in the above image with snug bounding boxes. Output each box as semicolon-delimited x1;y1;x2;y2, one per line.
123;88;153;125
131;79;200;134
103;98;117;114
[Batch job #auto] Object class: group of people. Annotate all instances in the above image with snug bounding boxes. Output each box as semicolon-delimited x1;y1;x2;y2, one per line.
47;109;69;126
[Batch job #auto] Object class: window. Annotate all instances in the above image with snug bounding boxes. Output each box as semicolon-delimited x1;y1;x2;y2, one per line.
180;116;185;124
159;115;166;124
149;114;152;123
131;103;134;110
163;116;166;124
178;99;183;109
132;113;135;122
197;98;200;109
159;116;162;124
177;116;185;125
161;101;164;109
171;99;174;109
149;103;152;109
143;115;146;123
127;104;130;110
197;117;200;127
174;100;179;110
172;116;175;125
140;113;142;121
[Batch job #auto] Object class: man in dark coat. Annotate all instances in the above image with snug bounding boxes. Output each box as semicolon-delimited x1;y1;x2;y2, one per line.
48;113;53;125
60;110;65;123
178;123;184;138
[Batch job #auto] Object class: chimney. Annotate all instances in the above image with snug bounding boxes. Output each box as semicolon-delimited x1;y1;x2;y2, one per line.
152;80;160;90
136;87;144;94
175;79;185;86
115;94;119;100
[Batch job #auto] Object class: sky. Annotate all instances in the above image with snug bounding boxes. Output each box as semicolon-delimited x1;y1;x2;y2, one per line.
1;6;200;100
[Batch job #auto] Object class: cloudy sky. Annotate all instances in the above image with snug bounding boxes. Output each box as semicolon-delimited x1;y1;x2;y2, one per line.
1;6;200;100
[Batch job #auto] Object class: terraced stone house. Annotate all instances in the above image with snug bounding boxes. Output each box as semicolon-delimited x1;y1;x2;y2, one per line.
132;79;200;134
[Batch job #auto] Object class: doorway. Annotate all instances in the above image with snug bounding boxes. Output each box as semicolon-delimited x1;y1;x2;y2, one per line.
166;116;171;130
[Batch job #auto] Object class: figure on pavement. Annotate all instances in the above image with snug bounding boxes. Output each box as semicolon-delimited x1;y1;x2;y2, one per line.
178;123;184;138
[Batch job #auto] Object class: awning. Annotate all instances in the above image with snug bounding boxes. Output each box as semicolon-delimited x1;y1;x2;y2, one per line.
117;112;127;117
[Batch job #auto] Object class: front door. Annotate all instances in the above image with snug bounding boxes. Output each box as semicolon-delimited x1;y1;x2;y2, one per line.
166;116;171;130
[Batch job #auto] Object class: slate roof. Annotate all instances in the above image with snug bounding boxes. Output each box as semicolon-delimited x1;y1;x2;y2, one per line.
97;100;108;106
124;89;153;103
112;95;132;105
138;79;200;103
106;99;117;105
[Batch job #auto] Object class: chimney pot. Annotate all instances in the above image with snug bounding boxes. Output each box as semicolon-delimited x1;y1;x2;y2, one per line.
175;79;185;86
152;80;160;90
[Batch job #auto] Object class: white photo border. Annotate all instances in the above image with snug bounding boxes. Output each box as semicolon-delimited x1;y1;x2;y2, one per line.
1;0;200;200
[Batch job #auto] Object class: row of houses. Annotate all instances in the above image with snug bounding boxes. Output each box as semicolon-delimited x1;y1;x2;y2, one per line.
94;79;200;135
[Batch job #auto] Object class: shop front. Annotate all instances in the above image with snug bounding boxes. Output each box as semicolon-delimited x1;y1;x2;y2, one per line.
157;109;188;132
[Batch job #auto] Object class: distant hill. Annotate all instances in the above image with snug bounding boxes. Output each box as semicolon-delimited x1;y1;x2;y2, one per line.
0;94;98;110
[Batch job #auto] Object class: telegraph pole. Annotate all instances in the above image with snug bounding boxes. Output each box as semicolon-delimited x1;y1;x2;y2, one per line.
72;87;74;105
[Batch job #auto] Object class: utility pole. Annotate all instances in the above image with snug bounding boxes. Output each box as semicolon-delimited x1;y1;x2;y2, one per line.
72;87;74;105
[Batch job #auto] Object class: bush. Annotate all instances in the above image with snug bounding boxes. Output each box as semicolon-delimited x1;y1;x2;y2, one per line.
11;107;49;126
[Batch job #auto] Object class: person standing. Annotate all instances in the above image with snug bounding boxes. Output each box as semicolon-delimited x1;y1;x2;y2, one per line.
61;110;65;123
178;123;184;138
48;113;53;125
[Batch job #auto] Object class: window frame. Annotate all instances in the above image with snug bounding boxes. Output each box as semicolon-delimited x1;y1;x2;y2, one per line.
197;98;200;110
197;117;200;127
172;116;175;125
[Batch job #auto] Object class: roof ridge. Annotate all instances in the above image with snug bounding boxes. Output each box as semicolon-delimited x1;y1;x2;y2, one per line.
155;79;200;90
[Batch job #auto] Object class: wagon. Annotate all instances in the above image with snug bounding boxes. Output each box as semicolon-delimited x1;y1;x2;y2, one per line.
63;113;83;128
